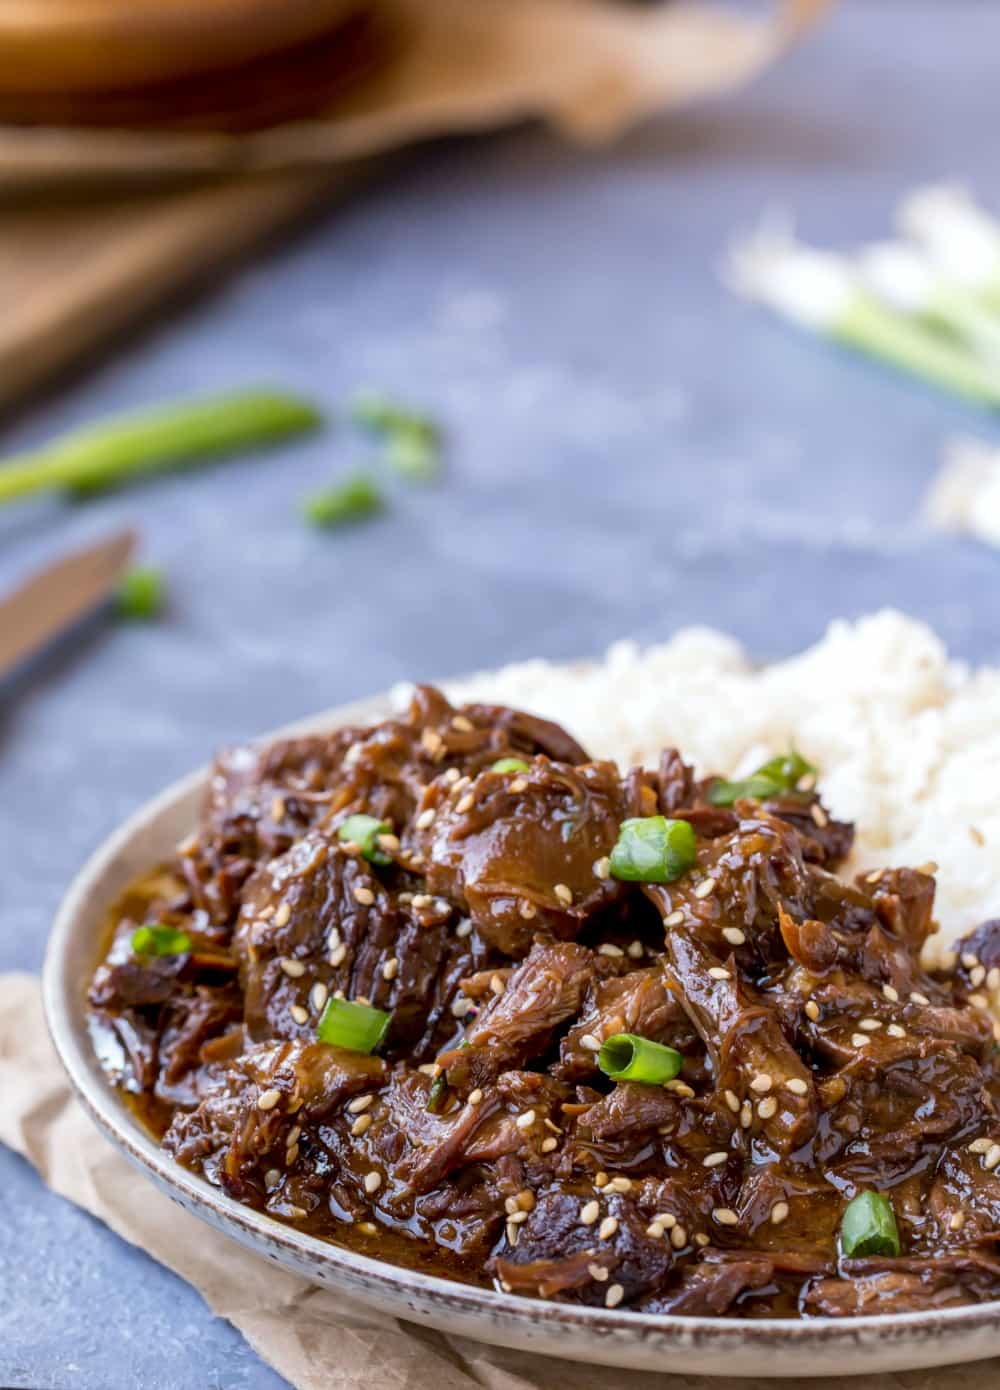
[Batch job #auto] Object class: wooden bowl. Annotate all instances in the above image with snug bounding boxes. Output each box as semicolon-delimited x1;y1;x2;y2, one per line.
0;0;364;95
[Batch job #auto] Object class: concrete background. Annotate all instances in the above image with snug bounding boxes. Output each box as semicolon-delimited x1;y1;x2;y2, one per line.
2;2;999;1385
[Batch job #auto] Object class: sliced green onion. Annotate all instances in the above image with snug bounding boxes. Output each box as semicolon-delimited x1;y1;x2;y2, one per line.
609;816;696;884
350;391;442;482
426;1072;449;1113
0;390;321;505
337;814;392;865
317;997;391;1054
491;757;530;773
116;566;165;621
131;923;191;957
840;1191;900;1258
708;750;817;807
598;1033;683;1085
303;473;383;528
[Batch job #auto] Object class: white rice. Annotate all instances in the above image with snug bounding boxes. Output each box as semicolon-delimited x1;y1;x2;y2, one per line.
441;610;1000;968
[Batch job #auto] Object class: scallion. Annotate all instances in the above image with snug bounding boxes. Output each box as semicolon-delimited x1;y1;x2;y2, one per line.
0;390;321;506
609;816;696;884
426;1072;449;1113
708;750;817;807
350;391;442;482
491;757;530;773
898;184;1000;302
131;923;191;957
337;814;392;864
303;473;383;528
317;997;391;1054
116;566;165;621
598;1033;683;1085
839;1190;900;1258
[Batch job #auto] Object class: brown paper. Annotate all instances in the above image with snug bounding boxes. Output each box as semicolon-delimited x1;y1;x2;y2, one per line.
1;970;997;1389
0;0;828;191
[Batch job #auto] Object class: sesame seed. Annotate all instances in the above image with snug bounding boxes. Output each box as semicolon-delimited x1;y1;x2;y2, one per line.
695;1232;710;1247
886;1023;906;1038
328;926;342;948
708;967;731;980
713;1208;739;1226
310;983;328;1013
910;991;930;1005
985;1144;1000;1171
740;1101;752;1129
258;904;275;920
750;1073;773;1094
453;776;471;793
970;964;987;987
866;869;883;884
519;901;537;920
505;1222;520;1247
412;893;432;909
351;1113;373;1137
722;927;746;946
416;808;436;830
455;793;475;815
805;1001;820;1021
858;1018;882;1031
627;940;644;959
382;957;399;982
810;803;828;828
264;1168;281;1189
786;1078;808;1096
694;878;717;900
969;1137;992;1153
509;778;528;794
258;1089;281;1111
364;1171;382;1194
455;919;473;938
670;1224;687;1249
851;1033;872;1047
353;885;375;906
989;967;1000;991
580;1200;600;1226
653;1212;676;1228
594;857;611;880
703;1151;728;1168
588;1263;609;1282
290;1005;308;1025
280;957;305;978
962;951;979;968
507;1210;528;1226
797;773;817;792
377;832;400;852
970;992;989;1009
287;1206;307;1220
723;1090;740;1113
663;910;684;927
605;1283;625;1309
274;902;292;929
329;944;347;967
516;1109;536;1131
950;1212;966;1231
348;1094;374;1114
421;728;444;757
270;795;286;822
668;1081;696;1098
608;1176;632;1193
882;984;899;1002
757;1097;778;1120
285;1143;300;1166
580;1033;602;1052
554;883;573;906
417;1063;439;1077
451;715;474;733
541;1137;558;1153
771;1202;789;1226
598;1216;619;1240
646;1222;665;1239
594;1171;609;1188
451;996;473;1018
599;943;625;958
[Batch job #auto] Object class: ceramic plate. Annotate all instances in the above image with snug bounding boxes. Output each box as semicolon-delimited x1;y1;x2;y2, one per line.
43;694;1000;1379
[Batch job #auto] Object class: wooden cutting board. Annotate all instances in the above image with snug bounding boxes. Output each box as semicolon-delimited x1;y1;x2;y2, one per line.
0;169;359;416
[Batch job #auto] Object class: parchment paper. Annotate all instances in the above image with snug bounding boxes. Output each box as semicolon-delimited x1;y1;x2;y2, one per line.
0;0;828;190
1;971;996;1388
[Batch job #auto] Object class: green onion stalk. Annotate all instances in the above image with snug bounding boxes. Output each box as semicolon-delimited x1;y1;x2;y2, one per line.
598;1033;683;1085
0;390;322;505
858;241;1000;364
898;184;1000;310
609;816;697;884
839;1190;900;1258
726;222;1000;408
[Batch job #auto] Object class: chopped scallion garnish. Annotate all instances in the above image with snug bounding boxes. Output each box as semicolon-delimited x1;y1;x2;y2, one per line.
609;816;696;884
337;814;392;864
116;566;165;621
426;1072;449;1113
491;757;530;773
317;997;391;1054
303;473;383;528
350;391;442;482
839;1191;900;1258
708;750;817;807
131;923;191;957
598;1033;683;1085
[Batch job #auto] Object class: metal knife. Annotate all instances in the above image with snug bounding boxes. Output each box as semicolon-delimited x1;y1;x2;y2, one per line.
0;529;137;681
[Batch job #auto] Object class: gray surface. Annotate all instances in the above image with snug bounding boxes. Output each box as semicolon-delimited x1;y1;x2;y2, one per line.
2;2;999;1386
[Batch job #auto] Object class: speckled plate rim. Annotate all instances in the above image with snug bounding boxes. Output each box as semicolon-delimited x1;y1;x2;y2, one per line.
42;691;1000;1379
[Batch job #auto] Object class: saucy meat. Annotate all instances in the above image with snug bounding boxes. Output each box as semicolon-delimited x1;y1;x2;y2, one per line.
86;687;1000;1317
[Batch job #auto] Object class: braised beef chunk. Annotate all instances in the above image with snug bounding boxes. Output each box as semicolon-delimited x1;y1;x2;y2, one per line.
87;688;1000;1317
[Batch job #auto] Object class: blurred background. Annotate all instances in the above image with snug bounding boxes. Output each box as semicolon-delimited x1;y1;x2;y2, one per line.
1;0;999;1384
